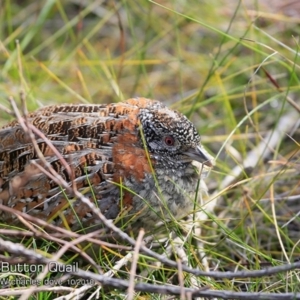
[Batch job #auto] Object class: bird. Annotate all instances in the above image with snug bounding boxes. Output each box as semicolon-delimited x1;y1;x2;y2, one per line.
0;98;213;233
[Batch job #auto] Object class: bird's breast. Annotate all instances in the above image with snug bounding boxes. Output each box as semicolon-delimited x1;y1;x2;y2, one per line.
120;164;202;228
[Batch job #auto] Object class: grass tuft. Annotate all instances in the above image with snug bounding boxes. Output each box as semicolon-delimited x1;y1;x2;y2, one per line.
0;0;300;299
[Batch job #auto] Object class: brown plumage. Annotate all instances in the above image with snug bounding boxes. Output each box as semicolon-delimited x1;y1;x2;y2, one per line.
0;98;213;232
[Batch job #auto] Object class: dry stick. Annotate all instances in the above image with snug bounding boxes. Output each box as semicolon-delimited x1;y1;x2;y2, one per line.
55;252;135;300
0;230;98;270
21;230;109;300
0;207;129;273
28;125;74;186
20;91;28;116
0;287;76;296
270;184;290;263
2;212;102;269
0;227;123;248
1;238;300;299
0;209;100;270
14;213;102;299
64;232;146;300
2;214;123;300
16;95;73;180
177;258;185;300
1;236;300;280
0;103;14;116
54;284;94;300
0;206;130;251
8;97;74;195
59;252;140;300
127;229;145;300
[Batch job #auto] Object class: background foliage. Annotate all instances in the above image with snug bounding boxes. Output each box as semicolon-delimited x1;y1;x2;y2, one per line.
0;0;300;299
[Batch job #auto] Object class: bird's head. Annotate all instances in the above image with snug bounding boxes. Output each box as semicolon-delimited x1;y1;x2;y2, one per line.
138;103;213;169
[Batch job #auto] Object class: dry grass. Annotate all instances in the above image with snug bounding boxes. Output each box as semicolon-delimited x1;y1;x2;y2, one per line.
0;0;300;299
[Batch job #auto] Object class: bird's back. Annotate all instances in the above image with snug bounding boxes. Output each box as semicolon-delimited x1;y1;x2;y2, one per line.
0;99;156;231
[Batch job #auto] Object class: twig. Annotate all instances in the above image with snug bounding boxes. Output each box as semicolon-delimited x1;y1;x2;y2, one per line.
2;237;300;299
1;237;300;280
128;229;145;300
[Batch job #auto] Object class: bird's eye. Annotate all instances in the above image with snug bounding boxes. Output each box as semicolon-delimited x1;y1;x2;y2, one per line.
164;135;175;146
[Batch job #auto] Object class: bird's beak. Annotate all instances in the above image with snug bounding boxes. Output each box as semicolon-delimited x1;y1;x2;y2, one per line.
184;145;214;167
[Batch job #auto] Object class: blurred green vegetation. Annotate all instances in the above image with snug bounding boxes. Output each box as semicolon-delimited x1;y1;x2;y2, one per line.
0;0;300;299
